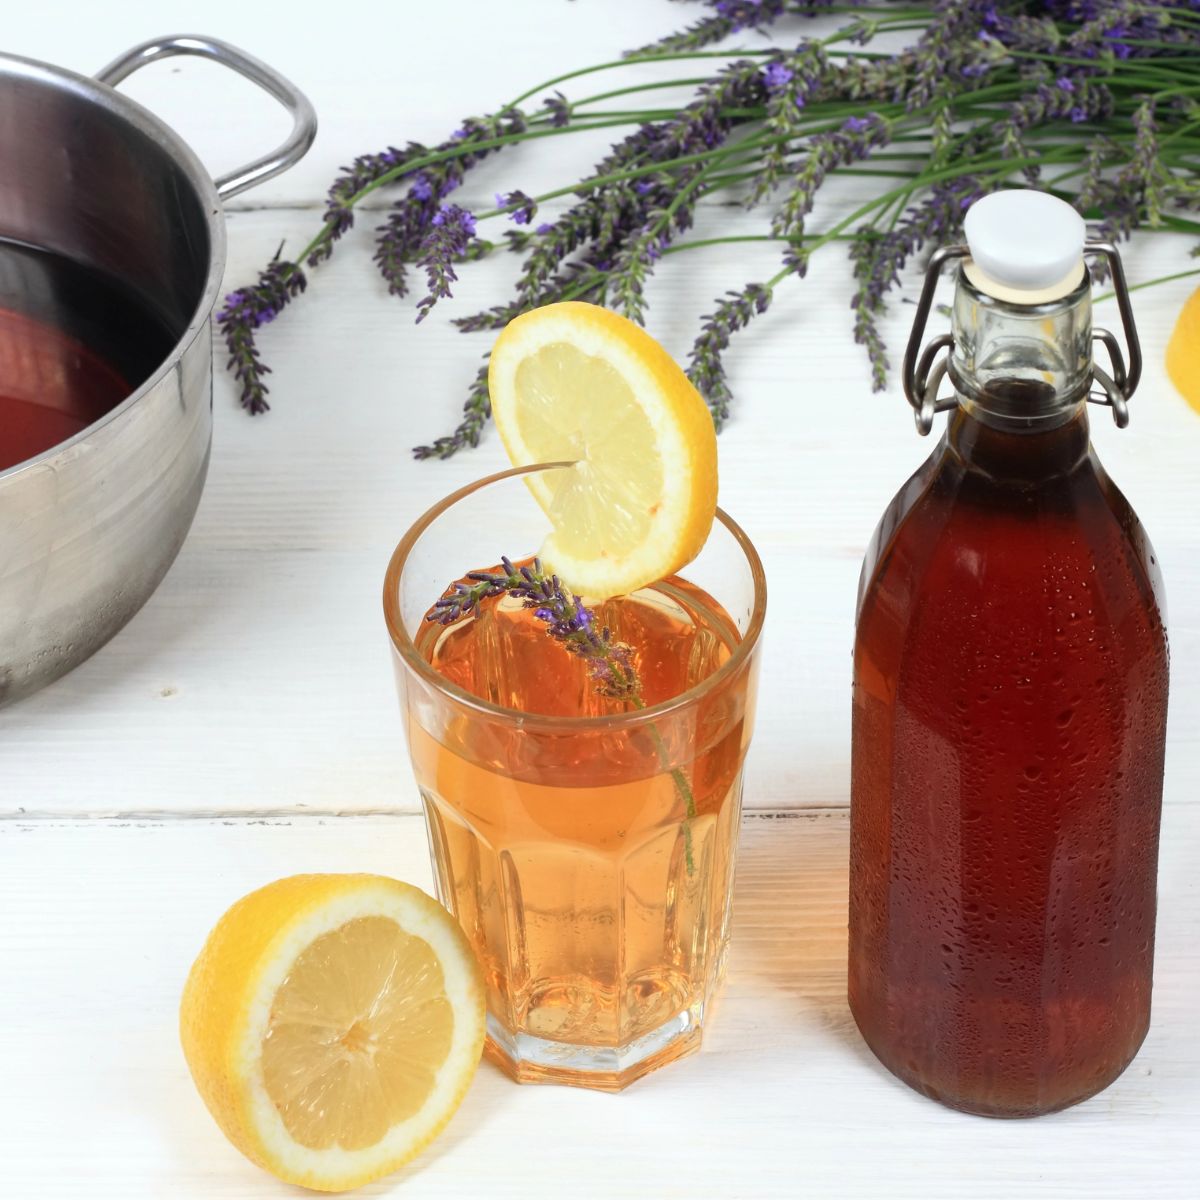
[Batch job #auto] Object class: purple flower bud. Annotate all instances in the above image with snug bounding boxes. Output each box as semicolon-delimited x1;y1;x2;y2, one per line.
496;189;537;226
763;62;794;92
1056;77;1075;93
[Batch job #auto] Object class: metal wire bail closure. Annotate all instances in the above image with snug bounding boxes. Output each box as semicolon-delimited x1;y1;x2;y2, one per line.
1085;240;1142;429
902;246;968;435
901;240;1143;436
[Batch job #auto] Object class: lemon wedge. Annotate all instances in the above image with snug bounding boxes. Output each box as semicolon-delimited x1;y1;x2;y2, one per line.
488;301;718;599
1167;284;1200;414
179;874;485;1193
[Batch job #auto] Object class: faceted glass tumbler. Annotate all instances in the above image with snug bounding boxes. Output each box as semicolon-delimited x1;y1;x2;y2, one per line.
383;465;766;1091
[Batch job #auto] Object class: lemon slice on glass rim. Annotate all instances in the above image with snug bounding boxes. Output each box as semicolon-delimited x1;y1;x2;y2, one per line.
488;301;718;600
179;874;485;1193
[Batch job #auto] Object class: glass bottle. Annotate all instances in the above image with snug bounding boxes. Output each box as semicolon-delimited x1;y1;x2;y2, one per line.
847;190;1169;1118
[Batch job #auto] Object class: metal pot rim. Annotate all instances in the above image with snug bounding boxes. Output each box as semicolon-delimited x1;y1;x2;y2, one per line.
0;49;226;485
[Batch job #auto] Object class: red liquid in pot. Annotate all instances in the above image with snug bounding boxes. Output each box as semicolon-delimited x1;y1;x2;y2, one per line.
0;240;177;473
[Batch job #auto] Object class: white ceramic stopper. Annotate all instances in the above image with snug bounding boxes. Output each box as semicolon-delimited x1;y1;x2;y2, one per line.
963;189;1086;303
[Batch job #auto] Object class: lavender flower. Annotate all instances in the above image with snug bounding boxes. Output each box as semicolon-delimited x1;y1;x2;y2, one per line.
1065;1;1171;61
217;255;306;414
687;283;773;428
751;44;829;204
414;205;478;323
542;90;570;128
849;175;981;391
375;110;526;297
412;360;492;459
429;557;641;700
905;1;1009;109
763;62;794;92
496;189;538;225
606;59;770;323
772;113;890;253
1128;99;1167;227
1078;135;1136;279
610;166;704;325
314;144;420;263
995;72;1112;181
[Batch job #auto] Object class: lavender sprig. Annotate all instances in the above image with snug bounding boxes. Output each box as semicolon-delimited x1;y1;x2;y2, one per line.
687;283;773;427
496;189;538;226
849;175;983;390
413;360;492;460
773;113;891;274
375;110;527;298
431;556;641;699
216;254;306;414
750;44;829;204
428;555;699;869
414;205;479;323
315;144;422;263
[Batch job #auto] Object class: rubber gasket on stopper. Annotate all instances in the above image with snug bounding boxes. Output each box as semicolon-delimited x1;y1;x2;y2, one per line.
963;189;1086;304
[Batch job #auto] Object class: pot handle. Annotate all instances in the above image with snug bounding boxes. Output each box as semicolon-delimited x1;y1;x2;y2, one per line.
95;34;317;201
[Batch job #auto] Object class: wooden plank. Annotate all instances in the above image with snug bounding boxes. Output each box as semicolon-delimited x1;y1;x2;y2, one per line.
1;808;1196;1198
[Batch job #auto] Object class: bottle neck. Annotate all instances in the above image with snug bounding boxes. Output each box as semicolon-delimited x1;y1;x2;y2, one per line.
947;401;1091;483
949;266;1093;433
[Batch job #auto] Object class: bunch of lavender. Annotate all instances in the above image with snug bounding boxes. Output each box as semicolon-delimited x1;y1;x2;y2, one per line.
220;0;1200;445
429;556;699;868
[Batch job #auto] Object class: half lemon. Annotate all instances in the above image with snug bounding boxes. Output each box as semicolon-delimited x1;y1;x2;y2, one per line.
488;301;718;599
179;874;485;1192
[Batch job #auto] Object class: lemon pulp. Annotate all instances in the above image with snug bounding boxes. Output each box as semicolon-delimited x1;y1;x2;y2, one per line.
262;915;454;1151
514;341;662;559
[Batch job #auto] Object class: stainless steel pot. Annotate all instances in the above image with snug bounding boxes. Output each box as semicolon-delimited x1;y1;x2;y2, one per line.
0;35;316;707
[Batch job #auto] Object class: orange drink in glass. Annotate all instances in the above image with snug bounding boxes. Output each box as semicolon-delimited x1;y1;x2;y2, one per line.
383;464;765;1090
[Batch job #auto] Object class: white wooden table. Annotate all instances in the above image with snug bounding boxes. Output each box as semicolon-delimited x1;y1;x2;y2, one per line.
3;3;1198;1196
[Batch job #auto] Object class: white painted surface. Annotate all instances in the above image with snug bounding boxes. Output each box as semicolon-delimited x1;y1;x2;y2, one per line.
1;2;1198;1195
3;811;1199;1199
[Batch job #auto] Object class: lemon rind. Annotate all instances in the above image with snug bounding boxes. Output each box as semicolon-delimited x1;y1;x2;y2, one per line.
185;876;485;1193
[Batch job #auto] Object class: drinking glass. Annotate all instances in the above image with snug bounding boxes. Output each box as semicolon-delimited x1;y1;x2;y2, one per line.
383;464;766;1090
